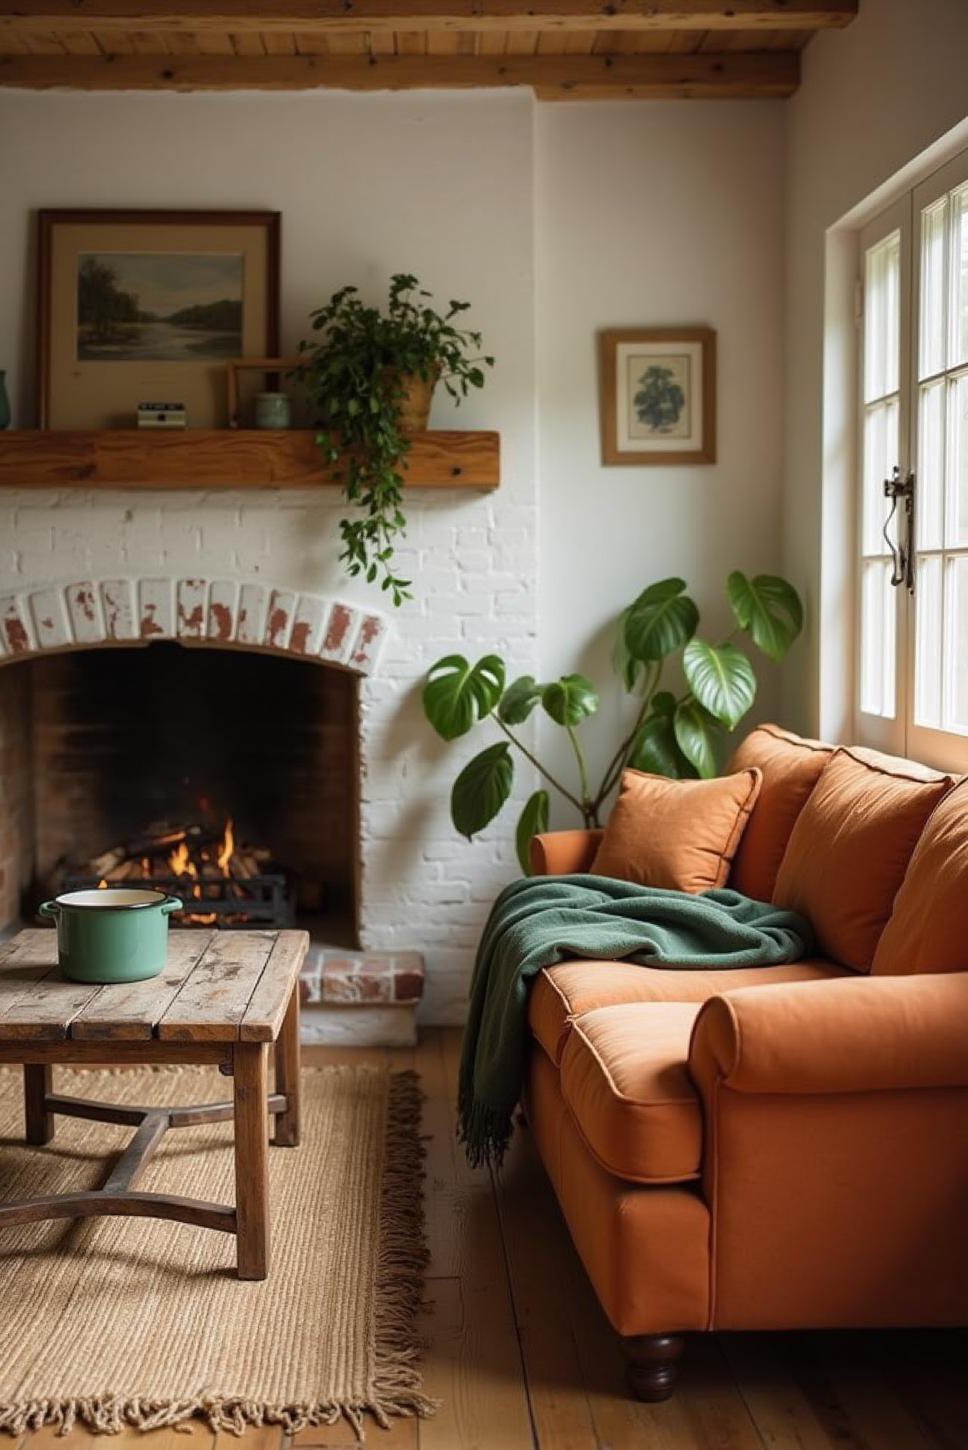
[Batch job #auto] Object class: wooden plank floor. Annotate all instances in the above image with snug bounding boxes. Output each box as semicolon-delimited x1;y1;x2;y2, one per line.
12;1028;968;1450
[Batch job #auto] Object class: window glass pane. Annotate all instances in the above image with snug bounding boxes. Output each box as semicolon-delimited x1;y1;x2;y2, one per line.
944;557;968;732
860;559;896;718
918;380;945;548
920;198;947;379
914;554;943;728
951;372;968;545
951;184;968;369
863;400;898;554
864;232;900;402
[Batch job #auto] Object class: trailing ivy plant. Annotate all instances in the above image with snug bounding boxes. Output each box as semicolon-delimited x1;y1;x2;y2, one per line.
422;572;803;872
297;273;493;607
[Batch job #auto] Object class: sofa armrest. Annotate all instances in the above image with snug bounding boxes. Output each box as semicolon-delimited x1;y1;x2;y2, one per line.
689;972;968;1096
529;829;604;877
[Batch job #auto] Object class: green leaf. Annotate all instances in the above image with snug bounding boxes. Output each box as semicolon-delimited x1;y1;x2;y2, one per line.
499;675;543;726
541;674;599;726
673;700;721;779
423;654;506;741
682;640;756;730
627;710;698;779
451;742;514;839
727;572;804;663
516;789;550;875
624;578;699;663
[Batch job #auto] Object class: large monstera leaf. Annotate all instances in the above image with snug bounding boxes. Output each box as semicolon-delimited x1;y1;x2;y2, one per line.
423;653;506;741
450;742;513;839
682;639;756;730
623;578;699;665
627;692;698;779
673;699;721;779
727;572;803;663
516;789;550;874
541;674;599;727
499;675;543;726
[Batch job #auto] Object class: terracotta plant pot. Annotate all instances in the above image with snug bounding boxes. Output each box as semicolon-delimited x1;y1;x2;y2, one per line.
394;369;439;433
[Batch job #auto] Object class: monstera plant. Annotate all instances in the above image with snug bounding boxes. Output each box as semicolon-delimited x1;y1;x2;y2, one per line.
422;571;803;872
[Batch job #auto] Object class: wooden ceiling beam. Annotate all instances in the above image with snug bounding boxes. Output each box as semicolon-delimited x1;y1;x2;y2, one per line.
0;2;859;36
0;49;800;95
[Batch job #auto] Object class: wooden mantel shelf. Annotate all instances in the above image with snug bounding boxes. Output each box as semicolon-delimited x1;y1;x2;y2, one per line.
0;428;500;491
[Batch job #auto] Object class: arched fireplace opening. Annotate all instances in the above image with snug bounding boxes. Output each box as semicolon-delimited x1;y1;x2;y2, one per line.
0;641;359;946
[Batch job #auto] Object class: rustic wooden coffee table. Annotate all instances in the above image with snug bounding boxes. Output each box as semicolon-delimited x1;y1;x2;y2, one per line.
0;927;307;1280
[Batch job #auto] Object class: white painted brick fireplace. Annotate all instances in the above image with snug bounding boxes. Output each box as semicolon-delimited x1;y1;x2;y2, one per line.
0;481;538;1024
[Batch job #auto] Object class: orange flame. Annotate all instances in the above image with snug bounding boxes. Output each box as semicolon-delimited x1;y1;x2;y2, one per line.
217;819;235;876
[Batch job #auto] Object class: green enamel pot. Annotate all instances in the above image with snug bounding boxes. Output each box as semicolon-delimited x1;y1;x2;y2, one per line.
38;888;183;984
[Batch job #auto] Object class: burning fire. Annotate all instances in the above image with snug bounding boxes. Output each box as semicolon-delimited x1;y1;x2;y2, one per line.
97;818;240;925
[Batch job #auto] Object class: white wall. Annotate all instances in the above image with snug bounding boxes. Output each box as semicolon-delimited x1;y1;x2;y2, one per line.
784;0;968;735
534;102;787;818
0;89;538;1023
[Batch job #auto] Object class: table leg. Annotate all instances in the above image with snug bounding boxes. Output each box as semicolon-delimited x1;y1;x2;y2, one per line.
233;1042;270;1280
273;985;301;1147
24;1065;53;1146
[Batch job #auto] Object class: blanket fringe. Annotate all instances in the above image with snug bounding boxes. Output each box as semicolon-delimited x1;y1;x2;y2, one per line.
0;1070;437;1441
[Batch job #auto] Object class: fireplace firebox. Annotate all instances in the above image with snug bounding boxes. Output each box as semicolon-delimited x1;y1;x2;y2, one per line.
0;641;359;944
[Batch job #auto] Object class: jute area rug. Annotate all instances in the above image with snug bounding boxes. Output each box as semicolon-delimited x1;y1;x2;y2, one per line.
0;1065;434;1439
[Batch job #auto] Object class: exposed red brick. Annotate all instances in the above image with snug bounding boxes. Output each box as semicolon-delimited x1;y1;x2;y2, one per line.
352;614;383;665
267;607;289;647
179;603;204;633
73;587;95;622
290;620;310;654
392;970;425;1004
3;617;28;654
140;604;164;638
324;604;352;653
210;602;232;640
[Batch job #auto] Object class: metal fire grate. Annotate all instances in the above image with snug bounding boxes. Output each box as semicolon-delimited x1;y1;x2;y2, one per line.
62;873;295;929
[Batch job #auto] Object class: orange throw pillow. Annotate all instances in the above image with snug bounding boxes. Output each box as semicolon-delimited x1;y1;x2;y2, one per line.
591;767;762;894
725;723;832;901
772;746;953;971
872;778;968;975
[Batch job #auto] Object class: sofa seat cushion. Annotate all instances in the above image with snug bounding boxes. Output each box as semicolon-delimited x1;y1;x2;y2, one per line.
528;956;848;1066
725;723;832;901
559;1002;703;1184
873;777;968;975
773;746;953;972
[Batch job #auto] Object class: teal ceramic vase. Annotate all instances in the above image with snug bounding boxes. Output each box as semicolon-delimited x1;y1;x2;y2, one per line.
0;371;10;430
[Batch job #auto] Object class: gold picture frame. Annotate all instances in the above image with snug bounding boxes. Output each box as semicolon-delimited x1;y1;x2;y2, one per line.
600;327;716;466
37;208;281;429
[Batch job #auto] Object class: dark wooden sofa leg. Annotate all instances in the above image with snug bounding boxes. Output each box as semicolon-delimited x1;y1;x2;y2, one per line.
624;1333;685;1401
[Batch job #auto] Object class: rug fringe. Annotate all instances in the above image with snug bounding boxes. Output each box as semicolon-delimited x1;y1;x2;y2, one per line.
0;1393;431;1439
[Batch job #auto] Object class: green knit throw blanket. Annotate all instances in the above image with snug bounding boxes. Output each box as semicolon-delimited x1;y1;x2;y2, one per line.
458;874;815;1168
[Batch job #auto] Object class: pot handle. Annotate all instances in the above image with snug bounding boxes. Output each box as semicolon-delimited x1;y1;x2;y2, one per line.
38;901;59;920
161;897;183;915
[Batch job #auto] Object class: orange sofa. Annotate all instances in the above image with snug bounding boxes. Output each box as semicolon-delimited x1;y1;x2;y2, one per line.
524;725;968;1400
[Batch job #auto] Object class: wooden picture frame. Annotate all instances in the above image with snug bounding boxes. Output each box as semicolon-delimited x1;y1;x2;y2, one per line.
600;327;716;466
37;209;280;429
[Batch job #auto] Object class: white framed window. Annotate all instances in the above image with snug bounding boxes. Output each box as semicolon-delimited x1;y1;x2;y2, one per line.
856;148;968;771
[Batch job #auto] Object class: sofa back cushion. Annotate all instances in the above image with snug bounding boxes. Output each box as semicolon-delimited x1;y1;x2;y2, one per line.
772;746;953;971
725;723;832;901
591;767;762;894
872;777;968;975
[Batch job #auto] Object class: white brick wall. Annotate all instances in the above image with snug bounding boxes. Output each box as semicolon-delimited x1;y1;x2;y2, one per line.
0;481;538;1024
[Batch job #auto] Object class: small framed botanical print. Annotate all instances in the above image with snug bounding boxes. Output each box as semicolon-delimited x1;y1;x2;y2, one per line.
599;327;716;466
36;209;280;429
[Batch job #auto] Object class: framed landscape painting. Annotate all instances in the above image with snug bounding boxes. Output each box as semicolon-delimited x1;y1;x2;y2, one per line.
37;209;280;428
599;327;716;465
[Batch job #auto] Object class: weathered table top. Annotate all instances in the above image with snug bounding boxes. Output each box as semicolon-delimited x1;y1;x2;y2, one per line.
0;929;308;1044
